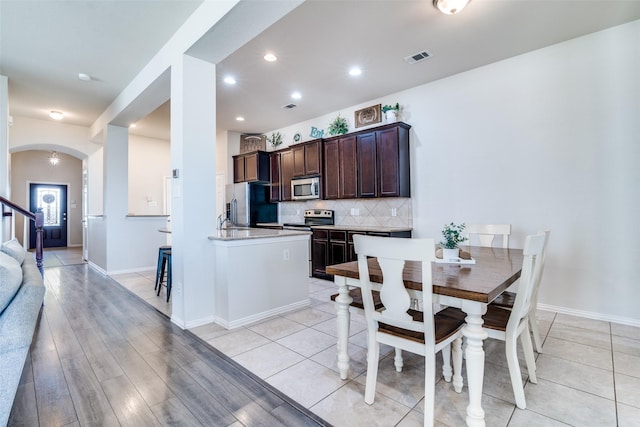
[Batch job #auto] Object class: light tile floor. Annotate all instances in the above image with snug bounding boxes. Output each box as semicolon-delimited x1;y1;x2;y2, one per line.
112;271;640;427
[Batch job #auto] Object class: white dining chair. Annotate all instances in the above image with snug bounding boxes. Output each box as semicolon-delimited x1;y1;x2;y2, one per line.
465;223;511;248
353;235;466;427
481;231;546;409
490;229;550;353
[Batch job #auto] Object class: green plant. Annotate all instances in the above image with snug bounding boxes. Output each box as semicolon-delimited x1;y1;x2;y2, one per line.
381;103;400;113
327;115;348;136
440;222;467;249
266;131;283;147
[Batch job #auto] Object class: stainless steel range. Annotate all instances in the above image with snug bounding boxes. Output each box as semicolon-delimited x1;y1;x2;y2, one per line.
283;209;334;276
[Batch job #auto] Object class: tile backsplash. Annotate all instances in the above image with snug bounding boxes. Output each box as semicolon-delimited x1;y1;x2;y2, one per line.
279;198;412;228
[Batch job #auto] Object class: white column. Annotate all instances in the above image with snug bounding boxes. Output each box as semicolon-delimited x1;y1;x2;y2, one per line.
170;54;217;328
0;76;9;241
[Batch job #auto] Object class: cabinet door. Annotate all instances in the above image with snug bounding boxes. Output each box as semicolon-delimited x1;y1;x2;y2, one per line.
312;230;329;278
280;150;294;201
292;145;305;177
347;231;366;262
357;132;377;197
305;140;321;175
244;153;259;182
323;139;339;199
339;135;358;199
269;152;281;202
233;156;245;183
376;127;401;197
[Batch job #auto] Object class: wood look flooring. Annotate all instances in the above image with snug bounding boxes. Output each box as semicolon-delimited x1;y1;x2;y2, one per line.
8;263;330;427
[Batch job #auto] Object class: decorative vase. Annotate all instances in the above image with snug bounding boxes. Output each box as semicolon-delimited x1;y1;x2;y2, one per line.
442;248;459;261
385;110;397;123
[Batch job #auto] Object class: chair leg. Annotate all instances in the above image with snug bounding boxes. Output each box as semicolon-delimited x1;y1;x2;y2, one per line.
441;344;452;382
505;335;527;409
394;347;403;372
529;309;544;353
364;340;380;405
521;324;537;384
424;351;436;427
452;337;463;393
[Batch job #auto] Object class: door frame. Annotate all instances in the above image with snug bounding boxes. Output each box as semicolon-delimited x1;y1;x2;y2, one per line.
27;180;71;248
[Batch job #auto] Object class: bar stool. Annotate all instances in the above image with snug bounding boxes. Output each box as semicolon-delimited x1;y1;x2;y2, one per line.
155;245;171;291
157;250;172;302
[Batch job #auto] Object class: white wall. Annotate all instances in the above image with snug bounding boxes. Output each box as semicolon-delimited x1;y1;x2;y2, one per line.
128;134;171;215
265;21;640;325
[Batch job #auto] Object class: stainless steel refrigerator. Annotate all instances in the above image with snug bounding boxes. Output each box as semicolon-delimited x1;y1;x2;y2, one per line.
225;182;278;227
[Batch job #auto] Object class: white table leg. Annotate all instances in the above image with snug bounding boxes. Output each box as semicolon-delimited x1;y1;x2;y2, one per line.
334;276;352;380
461;301;489;427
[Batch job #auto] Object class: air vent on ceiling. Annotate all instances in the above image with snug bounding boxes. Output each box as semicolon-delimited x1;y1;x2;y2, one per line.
282;103;297;109
404;50;432;65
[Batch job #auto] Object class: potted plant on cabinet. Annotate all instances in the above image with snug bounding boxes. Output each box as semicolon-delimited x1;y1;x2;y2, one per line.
382;103;400;122
266;131;283;147
327;115;349;136
440;222;467;260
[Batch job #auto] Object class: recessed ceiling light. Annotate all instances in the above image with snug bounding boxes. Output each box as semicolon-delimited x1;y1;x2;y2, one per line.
349;67;362;77
223;76;236;85
78;73;92;81
236;116;245;121
129;123;137;128
291;91;302;100
264;53;277;62
49;110;64;120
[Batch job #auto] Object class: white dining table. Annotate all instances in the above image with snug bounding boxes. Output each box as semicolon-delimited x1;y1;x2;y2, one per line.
326;246;524;427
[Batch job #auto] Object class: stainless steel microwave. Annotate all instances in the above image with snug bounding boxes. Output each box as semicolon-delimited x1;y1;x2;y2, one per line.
291;177;320;200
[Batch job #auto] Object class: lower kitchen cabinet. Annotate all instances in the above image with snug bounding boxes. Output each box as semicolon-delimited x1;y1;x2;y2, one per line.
312;228;412;280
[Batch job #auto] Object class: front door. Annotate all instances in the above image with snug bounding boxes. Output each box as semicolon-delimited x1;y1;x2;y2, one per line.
29;183;68;248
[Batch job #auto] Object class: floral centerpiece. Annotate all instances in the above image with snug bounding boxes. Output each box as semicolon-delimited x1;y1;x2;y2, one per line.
440;222;467;260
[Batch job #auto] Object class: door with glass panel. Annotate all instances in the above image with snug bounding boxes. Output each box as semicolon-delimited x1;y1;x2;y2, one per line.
29;183;68;248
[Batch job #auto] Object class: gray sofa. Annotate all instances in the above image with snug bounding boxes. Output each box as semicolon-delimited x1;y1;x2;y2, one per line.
0;239;46;426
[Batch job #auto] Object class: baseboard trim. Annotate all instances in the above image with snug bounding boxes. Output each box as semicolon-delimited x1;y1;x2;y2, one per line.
214;299;311;330
87;261;107;276
538;303;640;327
106;266;155;276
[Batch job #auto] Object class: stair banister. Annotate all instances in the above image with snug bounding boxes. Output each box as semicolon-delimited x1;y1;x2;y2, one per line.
0;196;44;275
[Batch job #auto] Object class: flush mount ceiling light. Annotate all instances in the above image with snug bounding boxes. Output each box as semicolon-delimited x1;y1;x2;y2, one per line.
349;67;362;77
235;116;245;121
291;91;302;100
223;76;236;85
49;110;64;120
263;53;277;62
78;73;92;81
433;0;471;15
48;151;60;166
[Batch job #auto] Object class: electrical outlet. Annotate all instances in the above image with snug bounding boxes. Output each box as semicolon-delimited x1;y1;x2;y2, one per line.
283;249;290;260
391;208;397;217
296;209;300;215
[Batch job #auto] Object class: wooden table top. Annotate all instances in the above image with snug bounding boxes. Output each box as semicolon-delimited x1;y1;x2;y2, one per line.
326;246;524;303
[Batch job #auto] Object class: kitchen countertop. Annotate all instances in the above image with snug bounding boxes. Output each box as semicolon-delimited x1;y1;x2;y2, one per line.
208;227;311;241
307;225;412;233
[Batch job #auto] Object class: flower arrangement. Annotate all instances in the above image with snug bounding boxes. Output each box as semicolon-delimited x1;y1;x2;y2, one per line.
381;103;400;113
440;222;467;249
266;131;283;147
327;115;349;136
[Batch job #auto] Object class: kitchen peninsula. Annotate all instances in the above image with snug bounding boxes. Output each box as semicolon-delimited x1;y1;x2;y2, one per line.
208;227;311;329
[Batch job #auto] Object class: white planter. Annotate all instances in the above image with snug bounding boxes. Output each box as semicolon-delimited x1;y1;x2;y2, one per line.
442;248;459;261
385;110;397;123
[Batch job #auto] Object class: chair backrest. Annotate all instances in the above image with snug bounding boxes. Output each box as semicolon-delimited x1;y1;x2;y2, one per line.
465;223;511;248
507;232;546;333
353;235;436;346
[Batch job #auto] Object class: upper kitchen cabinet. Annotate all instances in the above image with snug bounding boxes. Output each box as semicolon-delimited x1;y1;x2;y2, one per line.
324;135;357;199
280;149;295;201
233;151;270;183
358;122;411;198
292;139;322;177
269;152;281;202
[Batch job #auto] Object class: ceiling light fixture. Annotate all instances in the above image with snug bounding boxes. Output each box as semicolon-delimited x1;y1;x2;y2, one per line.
264;53;277;62
236;116;245;121
78;73;92;81
349;67;362;77
291;91;302;100
129;123;137;128
49;110;64;120
223;76;237;85
48;151;60;166
433;0;471;15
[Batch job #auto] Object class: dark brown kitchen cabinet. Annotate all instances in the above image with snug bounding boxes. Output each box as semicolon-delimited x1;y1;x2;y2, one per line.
233;151;270;183
356;122;411;198
292;139;322;177
269;152;281;202
324;135;357;200
280;150;294;201
312;227;412;280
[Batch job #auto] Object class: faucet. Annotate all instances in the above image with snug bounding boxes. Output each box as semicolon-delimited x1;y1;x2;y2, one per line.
217;214;231;230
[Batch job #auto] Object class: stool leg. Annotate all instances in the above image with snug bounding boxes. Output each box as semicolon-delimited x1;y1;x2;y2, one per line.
166;255;172;302
155;249;163;290
158;255;167;296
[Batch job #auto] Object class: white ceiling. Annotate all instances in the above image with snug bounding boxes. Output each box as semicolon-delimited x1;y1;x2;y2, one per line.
2;0;640;141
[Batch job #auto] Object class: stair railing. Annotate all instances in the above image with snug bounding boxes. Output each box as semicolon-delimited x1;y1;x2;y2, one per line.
1;196;44;275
